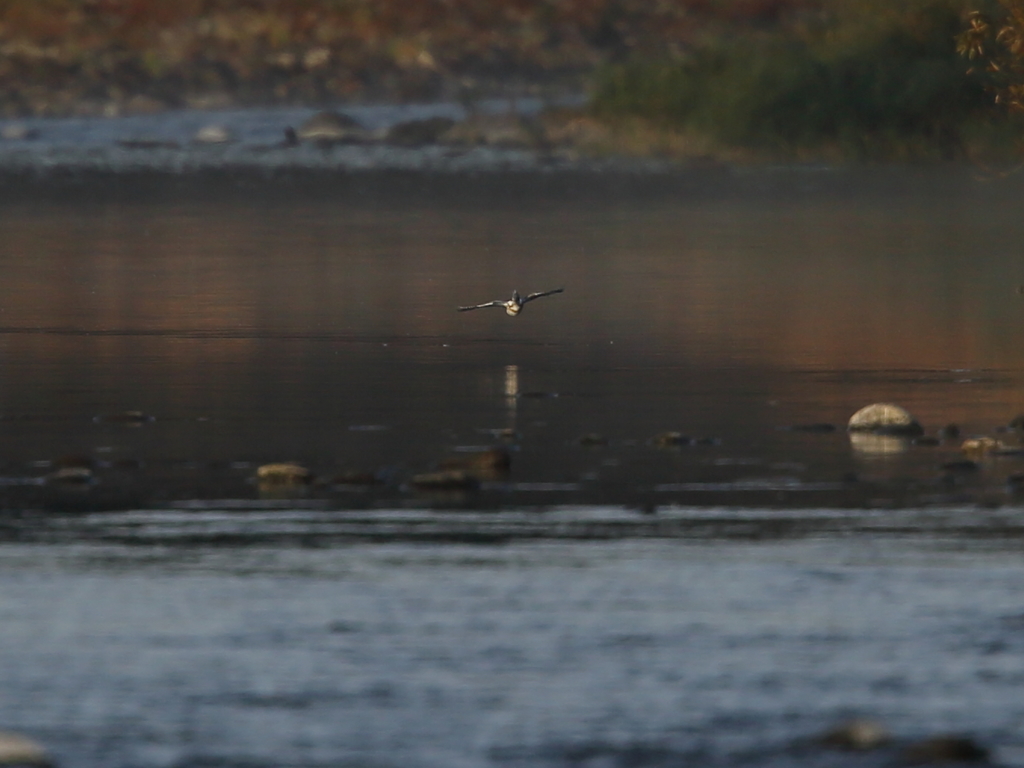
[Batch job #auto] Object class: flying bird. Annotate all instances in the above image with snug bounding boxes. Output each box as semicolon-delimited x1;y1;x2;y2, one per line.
458;288;564;316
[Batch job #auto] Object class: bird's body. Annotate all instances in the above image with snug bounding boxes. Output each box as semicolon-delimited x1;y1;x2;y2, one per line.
458;288;563;316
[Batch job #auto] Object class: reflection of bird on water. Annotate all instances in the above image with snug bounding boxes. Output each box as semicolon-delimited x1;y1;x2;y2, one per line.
458;288;563;316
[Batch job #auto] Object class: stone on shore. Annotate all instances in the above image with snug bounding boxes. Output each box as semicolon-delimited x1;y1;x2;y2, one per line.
847;403;923;436
0;730;50;765
296;111;368;143
385;117;456;146
193;124;234;144
820;718;890;751
441;114;544;148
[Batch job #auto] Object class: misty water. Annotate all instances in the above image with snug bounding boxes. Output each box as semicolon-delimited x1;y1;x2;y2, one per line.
2;163;1024;767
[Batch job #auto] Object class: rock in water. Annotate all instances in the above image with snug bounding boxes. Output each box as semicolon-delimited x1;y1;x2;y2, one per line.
256;462;312;486
847;403;923;436
960;437;1003;458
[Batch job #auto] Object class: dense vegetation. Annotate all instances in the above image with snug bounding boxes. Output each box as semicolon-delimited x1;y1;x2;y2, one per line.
1;0;1024;159
590;0;1017;159
0;0;810;115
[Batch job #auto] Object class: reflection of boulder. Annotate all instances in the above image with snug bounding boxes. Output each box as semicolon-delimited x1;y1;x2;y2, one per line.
847;403;923;436
441;114;545;148
296;111;369;143
385;117;456;146
848;431;910;456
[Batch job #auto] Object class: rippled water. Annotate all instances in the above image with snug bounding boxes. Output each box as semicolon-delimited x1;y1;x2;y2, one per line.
2;160;1024;766
2;535;1024;768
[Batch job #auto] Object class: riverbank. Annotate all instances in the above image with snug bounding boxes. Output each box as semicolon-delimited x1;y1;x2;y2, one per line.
4;1;1021;164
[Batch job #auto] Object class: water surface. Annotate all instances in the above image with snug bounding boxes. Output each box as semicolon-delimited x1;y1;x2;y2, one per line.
2;166;1024;768
1;168;1023;512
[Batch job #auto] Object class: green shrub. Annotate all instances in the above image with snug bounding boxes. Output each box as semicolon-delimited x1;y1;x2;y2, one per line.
591;0;993;156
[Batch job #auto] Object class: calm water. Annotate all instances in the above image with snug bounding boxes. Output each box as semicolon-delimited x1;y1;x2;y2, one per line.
1;168;1023;512
3;166;1024;767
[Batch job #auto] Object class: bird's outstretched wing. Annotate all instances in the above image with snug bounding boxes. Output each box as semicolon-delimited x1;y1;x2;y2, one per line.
522;288;564;304
458;300;504;312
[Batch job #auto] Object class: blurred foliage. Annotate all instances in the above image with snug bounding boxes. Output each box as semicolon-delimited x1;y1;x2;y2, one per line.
0;0;821;114
592;0;996;157
0;0;1019;160
958;0;1024;112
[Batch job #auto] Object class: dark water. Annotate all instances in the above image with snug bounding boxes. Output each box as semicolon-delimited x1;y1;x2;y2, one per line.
1;168;1024;514
3;167;1024;768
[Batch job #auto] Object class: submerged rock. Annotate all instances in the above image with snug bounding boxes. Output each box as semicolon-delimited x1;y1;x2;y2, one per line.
940;423;962;440
438;447;511;478
0;730;50;765
900;736;989;765
255;462;312;486
411;469;479;490
652;431;689;448
788;423;837;433
820;718;890;751
578;433;608;447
